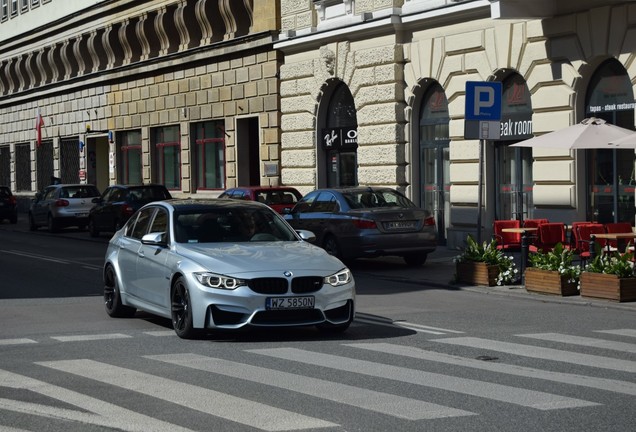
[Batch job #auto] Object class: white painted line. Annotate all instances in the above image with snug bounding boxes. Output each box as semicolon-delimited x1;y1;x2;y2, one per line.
434;337;636;373
595;329;636;338
38;359;336;431
0;368;195;432
147;353;474;420
51;334;132;342
355;318;462;335
0;338;37;346
348;342;636;396
518;333;636;354
249;348;598;410
144;330;175;337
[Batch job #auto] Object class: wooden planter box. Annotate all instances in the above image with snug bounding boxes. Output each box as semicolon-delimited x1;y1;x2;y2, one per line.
580;272;636;302
456;261;499;286
524;267;579;296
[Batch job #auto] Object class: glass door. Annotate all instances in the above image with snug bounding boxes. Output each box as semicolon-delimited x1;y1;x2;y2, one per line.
495;144;533;221
421;145;450;244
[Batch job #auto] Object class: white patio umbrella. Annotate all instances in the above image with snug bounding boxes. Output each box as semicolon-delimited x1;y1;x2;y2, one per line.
609;130;636;148
510;117;634;149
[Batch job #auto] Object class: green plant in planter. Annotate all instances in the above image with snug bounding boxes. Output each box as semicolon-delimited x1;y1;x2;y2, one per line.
585;246;635;278
528;242;581;284
454;235;519;285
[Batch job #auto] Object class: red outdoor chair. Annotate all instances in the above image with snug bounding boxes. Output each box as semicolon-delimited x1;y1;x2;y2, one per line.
523;218;549;229
529;222;569;253
493;220;521;251
604;222;634;251
575;223;605;265
570;221;591;249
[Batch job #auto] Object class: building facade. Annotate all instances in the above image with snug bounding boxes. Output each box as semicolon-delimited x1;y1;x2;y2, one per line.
0;0;282;211
278;0;636;248
2;0;636;251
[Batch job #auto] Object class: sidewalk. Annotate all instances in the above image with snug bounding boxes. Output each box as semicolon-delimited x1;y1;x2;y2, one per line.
2;215;635;312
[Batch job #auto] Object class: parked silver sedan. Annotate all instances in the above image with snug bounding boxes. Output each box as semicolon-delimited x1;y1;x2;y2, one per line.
29;183;101;232
103;199;356;339
285;187;437;266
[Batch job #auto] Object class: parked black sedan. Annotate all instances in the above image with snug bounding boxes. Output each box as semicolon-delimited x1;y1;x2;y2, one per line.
284;187;437;266
0;186;18;224
88;184;172;237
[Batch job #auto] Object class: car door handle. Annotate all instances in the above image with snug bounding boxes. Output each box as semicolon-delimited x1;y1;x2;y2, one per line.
138;251;145;258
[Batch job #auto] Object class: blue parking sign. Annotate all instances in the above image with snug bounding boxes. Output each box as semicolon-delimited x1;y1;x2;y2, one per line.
465;82;502;121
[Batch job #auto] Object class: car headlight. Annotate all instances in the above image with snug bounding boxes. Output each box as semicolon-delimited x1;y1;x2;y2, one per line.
324;268;352;287
194;272;246;290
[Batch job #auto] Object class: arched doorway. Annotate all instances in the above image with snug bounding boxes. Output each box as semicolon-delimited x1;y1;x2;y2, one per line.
317;80;358;187
417;82;450;245
585;59;635;224
493;73;534;221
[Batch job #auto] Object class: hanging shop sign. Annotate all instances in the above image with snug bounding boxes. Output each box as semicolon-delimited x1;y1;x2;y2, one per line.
498;77;533;141
321;127;358;149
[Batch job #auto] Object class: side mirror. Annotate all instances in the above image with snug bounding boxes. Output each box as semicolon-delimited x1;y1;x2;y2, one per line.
141;232;168;247
296;229;316;243
92;197;102;204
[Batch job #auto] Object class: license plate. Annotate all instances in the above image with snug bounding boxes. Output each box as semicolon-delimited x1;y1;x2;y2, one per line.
266;296;315;310
385;221;416;230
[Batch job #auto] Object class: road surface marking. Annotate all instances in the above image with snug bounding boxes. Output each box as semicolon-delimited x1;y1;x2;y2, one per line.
0;368;195;432
518;333;636;354
38;359;336;431
51;333;132;342
348;342;636;396
433;337;636;373
147;353;474;420
0;338;37;345
248;348;598;410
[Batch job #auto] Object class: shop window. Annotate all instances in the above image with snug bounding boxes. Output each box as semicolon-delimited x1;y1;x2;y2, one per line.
193;121;225;190
118;130;142;185
152;126;180;190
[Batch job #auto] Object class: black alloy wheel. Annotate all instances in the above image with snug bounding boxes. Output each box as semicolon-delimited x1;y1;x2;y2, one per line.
88;218;100;237
103;265;136;318
171;277;199;339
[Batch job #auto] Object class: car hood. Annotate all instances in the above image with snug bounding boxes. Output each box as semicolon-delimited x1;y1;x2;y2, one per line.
175;241;345;275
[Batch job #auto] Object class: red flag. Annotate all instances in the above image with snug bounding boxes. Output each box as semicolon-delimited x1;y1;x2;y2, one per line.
35;110;44;147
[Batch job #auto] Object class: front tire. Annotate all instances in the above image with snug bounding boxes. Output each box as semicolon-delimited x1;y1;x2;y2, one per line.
47;214;59;233
88;218;100;237
323;235;342;259
29;213;38;231
171;277;199;339
104;266;136;318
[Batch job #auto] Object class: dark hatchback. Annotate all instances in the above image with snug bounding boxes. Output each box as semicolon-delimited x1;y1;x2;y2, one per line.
0;186;18;223
284;187;437;266
88;184;172;237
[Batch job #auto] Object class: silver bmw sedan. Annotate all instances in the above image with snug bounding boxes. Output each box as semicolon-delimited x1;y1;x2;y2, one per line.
103;199;355;339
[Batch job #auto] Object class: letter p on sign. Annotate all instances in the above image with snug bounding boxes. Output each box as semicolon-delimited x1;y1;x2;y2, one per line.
465;82;502;121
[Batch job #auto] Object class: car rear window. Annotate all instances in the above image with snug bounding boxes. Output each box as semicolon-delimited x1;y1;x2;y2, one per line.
129;186;172;202
255;190;299;205
61;186;100;198
344;190;416;209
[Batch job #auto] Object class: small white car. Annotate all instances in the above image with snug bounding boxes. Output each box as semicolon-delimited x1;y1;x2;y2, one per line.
103;199;356;339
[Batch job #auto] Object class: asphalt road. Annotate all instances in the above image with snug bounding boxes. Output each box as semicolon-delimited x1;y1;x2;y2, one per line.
1;220;635;431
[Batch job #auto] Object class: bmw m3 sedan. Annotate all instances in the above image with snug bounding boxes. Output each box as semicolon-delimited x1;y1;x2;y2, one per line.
103;199;355;339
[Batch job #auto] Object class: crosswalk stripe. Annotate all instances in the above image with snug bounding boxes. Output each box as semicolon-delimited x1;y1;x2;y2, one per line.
146;353;474;420
518;333;636;354
433;337;636;373
248;348;598;410
37;359;336;431
347;342;636;396
595;329;636;338
0;368;195;432
51;334;132;342
0;338;37;345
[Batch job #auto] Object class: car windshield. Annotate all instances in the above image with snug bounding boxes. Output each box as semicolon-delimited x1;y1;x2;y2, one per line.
173;207;299;243
343;190;416;209
61;185;100;198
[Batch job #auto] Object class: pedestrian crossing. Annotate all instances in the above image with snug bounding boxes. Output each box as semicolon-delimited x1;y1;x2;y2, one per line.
1;328;635;431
